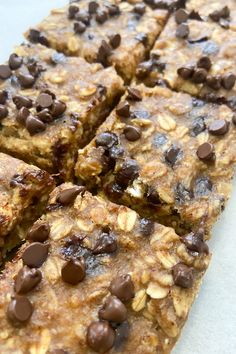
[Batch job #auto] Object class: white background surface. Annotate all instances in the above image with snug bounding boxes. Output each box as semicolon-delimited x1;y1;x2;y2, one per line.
0;1;236;353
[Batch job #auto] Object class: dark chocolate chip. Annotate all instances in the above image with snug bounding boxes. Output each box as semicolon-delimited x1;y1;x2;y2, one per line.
95;132;118;149
109;274;134;302
189;10;203;21
13;95;33;109
197;142;215;162
190;116;206;137
28;29;49;46
109;33;121;49
136;60;152;79
96;9;108;24
61;258;85;285
106;4;120;16
16;107;30;125
87;321;115;353
109;145;124;160
194;176;213;197
93;232;117;255
26;115;46;135
176;24;189;39
8;53;23;70
27;222;50;242
197;56;211;71
206;75;221;90
75;10;91;25
123;125;141;142
172;263;194;288
165;145;181;166
0;65;11;80
37;109;53;123
208;119;229;136
133;3;146;15
36;93;53;109
0;90;8;104
22;242;49;268
0;105;8;119
74;21;86;34
99;296;127;323
209;10;221;22
50;100;67;118
105;182;124;199
7;296;33;325
221;6;230;18
146;187;161;205
177;66;194;80
140;218;155;237
175;9;188;24
116;101;130;118
182;230;208;253
221;73;236;90
97;40;112;66
88;1;99;14
127;87;142;101
116;159;139;186
14;266;42;294
57;186;85;205
192;68;207;84
17;72;35;88
68;4;79;19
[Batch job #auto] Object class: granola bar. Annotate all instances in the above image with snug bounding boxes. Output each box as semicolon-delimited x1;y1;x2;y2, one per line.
0;44;123;180
0;184;210;353
0;152;54;261
25;0;168;82
75;84;236;236
136;14;236;107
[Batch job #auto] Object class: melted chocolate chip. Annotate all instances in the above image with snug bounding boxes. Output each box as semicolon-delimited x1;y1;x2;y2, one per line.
123;125;141;142
165;145;181;166
208;119;229;135
7;296;33;326
182;230;209;253
51;100;67;118
99;296;127;323
28;29;49;46
13;95;33;109
197;56;211;71
109;274;134;302
116;101;130;118
14;266;42;294
87;321;115;353
0;90;8;104
27;222;50;242
140;218;155;237
0;64;11;80
127;87;142;101
190;116;206;137
61;258;86;285
109;33;121;49
176;24;189;39
57;186;85;205
173;263;194;288
95;132;118;149
8;53;23;70
221;73;236;90
175;9;188;24
93;232;117;255
22;242;49;268
17;72;35;88
177;66;194;80
26;115;46;135
0;105;8;119
197;142;215;162
116;159;139;187
105;182;124;200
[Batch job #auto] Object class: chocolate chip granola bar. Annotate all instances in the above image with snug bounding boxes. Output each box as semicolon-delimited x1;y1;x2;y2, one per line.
0;184;210;353
0;152;54;261
25;0;168;82
75;84;236;236
0;44;123;180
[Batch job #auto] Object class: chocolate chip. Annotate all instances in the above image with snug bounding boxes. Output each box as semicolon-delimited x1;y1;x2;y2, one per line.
209;10;221;22
14;266;42;294
208;119;229;136
197;142;215;162
75;10;91;25
134;3;146;15
172;263;194;288
123;125;141;141
95;131;118;149
36;93;53;109
0;64;11;80
0;90;8;104
140;218;155;237
190;116;206;137
16;107;30;124
114;321;130;349
175;183;193;204
116;159;139;186
93;232;117;255
109;145;124;160
57;186;85;205
206;75;221;90
109;274;134;302
7;296;33;325
135;33;148;46
68;4;79;19
8;53;22;70
0;105;8;119
61;258;85;285
74;21;86;34
26;115;46;135
221;73;236;90
175;9;188;24
146;187;161;205
99;296;127;323
106;4;120;16
97;40;112;66
116;101;130;118
189;10;203;21
27;222;50;242
96;9;108;24
28;29;49;46
37;109;53;123
87;321;115;353
13;95;33;109
176;24;189;39
17;72;35;88
182;230;208;253
105;182;124;199
197;56;211;71
22;242;49;268
88;1;99;14
177;66;194;80
127;87;142;101
192;68;207;84
109;33;121;49
221;6;230;18
51;100;67;118
165;145;181;166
